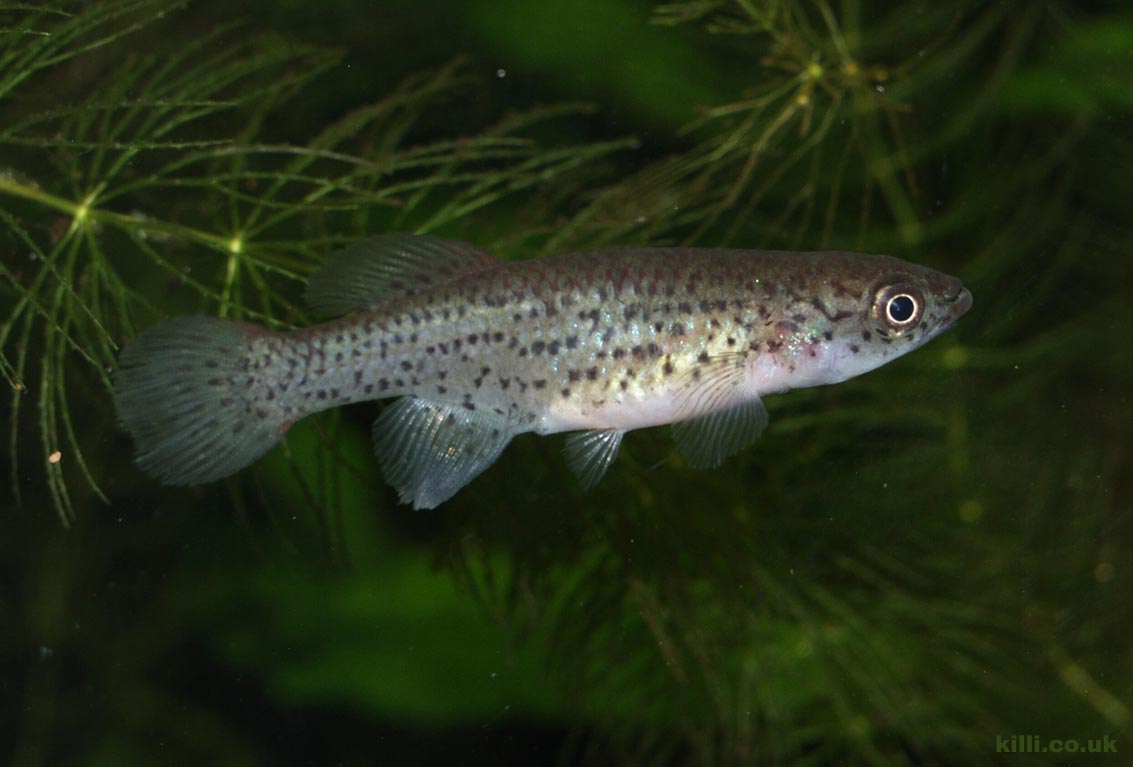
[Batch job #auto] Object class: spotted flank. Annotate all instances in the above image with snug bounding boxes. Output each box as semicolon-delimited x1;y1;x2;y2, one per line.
114;234;972;508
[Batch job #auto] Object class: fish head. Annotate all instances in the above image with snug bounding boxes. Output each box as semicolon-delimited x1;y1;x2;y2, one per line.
752;253;972;392
815;253;972;384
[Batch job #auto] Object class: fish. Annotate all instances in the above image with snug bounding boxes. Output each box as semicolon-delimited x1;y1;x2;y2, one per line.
114;234;972;508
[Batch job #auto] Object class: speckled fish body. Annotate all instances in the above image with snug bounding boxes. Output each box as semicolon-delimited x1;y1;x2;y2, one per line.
115;235;972;508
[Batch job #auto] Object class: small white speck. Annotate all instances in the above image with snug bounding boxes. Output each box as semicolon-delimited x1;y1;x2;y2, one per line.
875;84;886;93
496;68;507;78
48;450;62;464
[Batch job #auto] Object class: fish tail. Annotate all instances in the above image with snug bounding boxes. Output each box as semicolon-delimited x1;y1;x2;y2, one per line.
114;315;284;486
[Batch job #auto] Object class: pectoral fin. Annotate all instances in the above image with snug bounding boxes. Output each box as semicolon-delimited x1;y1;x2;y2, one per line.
669;350;765;468
672;351;749;422
670;398;770;469
671;397;768;470
372;397;514;509
564;429;625;489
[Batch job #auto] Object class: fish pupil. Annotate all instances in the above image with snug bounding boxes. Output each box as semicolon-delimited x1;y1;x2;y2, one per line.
888;294;916;323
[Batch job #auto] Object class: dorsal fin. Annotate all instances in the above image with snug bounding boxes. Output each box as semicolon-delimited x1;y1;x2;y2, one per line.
304;234;501;316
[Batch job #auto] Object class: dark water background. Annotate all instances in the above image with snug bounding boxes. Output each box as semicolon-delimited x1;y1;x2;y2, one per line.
2;1;1130;765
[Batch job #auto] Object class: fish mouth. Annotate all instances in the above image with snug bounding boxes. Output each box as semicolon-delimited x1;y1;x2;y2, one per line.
938;274;972;319
945;286;973;318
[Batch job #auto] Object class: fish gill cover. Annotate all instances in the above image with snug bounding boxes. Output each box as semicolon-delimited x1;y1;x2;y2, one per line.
1;1;1130;766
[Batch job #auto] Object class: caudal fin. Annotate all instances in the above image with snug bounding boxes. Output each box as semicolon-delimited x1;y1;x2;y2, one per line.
114;316;284;486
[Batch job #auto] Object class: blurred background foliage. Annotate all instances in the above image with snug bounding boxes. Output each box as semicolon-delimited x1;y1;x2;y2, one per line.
2;0;1130;765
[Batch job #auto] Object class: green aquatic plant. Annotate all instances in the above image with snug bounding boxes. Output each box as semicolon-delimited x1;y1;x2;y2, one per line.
0;0;633;525
549;0;928;252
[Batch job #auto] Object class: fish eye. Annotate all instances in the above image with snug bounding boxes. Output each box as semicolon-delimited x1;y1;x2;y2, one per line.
871;282;925;334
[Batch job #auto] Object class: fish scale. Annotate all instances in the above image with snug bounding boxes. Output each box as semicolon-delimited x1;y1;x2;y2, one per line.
114;234;972;508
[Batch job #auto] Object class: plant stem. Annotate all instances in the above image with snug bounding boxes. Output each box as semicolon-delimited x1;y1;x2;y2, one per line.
0;174;234;253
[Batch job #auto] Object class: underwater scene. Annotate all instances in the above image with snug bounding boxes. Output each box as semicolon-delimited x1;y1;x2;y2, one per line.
2;1;1130;765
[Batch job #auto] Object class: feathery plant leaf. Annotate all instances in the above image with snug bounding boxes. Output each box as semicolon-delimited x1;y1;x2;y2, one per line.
0;1;178;100
0;0;633;525
544;0;916;253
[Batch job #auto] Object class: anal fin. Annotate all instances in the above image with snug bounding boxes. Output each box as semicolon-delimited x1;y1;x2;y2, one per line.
372;397;514;509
